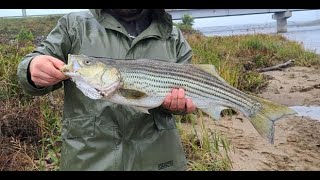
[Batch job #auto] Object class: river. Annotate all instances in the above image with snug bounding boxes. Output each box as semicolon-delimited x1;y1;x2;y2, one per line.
195;25;320;54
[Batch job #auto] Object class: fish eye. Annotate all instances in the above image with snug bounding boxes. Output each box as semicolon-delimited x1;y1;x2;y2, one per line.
84;60;92;65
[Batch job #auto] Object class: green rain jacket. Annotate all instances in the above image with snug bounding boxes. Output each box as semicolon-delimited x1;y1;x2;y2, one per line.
17;9;193;171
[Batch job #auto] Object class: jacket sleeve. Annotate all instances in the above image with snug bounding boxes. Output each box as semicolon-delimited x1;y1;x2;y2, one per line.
175;27;193;64
17;15;73;96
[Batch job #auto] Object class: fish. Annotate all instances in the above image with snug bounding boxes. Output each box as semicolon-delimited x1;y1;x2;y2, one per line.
60;54;296;144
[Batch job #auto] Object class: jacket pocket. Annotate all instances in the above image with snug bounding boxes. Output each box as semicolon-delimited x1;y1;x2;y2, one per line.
62;115;96;139
153;112;176;130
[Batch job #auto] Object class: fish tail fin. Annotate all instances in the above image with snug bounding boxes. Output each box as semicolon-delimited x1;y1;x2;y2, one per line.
249;95;296;144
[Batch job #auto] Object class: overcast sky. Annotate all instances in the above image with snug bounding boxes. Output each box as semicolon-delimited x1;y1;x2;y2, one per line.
1;9;319;28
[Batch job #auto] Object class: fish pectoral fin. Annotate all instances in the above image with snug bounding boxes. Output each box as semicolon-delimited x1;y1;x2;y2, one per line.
193;64;227;83
131;106;150;114
119;88;147;99
199;105;229;121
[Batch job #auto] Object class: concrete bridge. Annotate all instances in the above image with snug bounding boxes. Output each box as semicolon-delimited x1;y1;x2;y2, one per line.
166;9;308;33
16;9;310;33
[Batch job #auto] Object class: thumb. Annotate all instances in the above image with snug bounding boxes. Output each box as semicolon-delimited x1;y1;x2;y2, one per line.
47;56;66;70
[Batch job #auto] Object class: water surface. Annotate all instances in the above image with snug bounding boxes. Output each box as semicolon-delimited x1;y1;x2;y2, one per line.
290;106;320;121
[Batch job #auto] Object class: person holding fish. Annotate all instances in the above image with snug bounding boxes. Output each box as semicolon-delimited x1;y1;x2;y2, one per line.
17;9;197;170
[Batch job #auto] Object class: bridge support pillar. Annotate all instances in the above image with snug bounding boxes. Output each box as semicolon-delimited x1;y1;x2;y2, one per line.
22;9;27;17
272;10;292;33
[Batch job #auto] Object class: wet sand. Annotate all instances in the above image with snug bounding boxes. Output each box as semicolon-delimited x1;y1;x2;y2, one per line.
204;66;320;170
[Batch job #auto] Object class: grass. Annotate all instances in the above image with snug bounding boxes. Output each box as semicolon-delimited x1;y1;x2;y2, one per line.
1;16;320;171
185;33;320;92
176;112;232;171
37;94;63;171
0;17;63;170
0;16;61;43
0;43;35;99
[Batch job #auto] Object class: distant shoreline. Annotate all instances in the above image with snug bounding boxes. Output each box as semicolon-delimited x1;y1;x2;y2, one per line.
198;25;320;55
197;22;320;34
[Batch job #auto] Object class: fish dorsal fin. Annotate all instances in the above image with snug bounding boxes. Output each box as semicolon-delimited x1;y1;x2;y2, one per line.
119;88;147;99
193;64;227;83
194;64;220;77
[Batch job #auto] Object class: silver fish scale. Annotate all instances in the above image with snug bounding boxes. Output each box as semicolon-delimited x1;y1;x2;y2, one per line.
108;59;259;115
65;55;296;144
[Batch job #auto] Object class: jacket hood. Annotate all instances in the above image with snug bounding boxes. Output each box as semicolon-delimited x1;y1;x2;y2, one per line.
89;9;173;38
89;9;103;21
89;9;172;25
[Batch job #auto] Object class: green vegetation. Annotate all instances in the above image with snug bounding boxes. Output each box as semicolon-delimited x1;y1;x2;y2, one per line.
176;112;232;171
0;16;63;171
0;15;319;171
0;15;61;42
16;28;34;44
181;14;194;26
174;14;201;35
186;33;320;92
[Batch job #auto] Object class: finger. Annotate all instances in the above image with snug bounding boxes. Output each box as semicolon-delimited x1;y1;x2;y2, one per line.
162;94;172;109
32;77;52;87
35;70;61;83
32;75;57;87
47;56;66;70
169;89;178;111
42;62;68;80
177;88;186;111
186;98;196;114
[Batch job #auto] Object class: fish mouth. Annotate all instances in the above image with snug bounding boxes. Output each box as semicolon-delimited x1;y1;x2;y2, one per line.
72;59;81;72
61;59;81;74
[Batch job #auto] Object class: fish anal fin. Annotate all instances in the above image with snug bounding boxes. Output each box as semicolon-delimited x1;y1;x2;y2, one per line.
131;106;150;114
199;105;230;121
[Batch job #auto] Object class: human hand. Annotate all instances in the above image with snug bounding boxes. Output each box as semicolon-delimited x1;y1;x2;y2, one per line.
162;88;196;114
29;55;68;87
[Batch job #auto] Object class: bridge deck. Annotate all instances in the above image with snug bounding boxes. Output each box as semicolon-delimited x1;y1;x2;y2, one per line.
166;9;305;20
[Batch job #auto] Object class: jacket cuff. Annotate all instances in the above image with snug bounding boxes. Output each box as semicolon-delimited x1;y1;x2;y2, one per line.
26;59;44;89
157;106;188;116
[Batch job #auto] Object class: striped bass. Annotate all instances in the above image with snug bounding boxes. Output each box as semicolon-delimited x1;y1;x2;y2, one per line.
60;54;296;144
